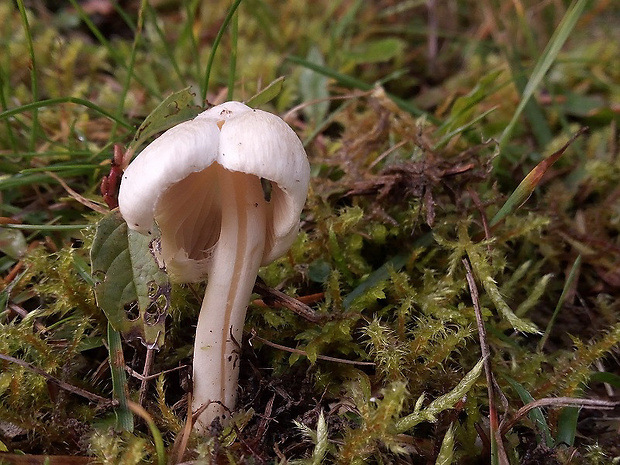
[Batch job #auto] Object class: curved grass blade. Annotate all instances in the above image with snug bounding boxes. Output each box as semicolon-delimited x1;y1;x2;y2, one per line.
505;376;553;447
15;0;39;151
490;127;587;228
286;55;432;120
0;97;133;130
538;255;581;351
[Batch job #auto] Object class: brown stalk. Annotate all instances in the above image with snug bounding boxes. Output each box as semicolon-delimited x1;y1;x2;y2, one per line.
0;352;114;406
249;330;375;367
462;258;510;465
500;396;618;435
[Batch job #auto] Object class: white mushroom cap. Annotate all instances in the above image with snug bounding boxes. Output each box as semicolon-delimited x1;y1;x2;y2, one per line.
118;101;310;282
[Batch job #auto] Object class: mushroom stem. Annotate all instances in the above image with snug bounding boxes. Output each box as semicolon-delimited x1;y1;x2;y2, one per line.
192;168;266;431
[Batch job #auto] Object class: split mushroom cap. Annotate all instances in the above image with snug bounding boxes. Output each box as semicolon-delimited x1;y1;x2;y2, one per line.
118;101;310;282
118;101;310;431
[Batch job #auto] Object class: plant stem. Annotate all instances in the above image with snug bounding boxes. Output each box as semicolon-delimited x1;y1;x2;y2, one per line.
192;169;266;431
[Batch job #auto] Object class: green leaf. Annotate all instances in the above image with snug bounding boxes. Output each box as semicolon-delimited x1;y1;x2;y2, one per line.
0;228;27;259
299;47;329;124
589;371;620;389
343;38;406;64
539;255;581;350
556;407;579;446
499;0;589;151
245;76;286;108
124;87;202;164
505;376;553;447
91;210;170;349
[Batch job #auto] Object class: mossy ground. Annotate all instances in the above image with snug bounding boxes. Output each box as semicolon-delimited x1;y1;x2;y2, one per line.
1;1;619;463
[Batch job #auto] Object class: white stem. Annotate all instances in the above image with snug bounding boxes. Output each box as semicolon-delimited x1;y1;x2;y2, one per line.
192;168;266;432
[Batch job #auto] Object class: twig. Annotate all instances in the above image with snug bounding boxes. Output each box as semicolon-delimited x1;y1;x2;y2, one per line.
170;392;193;465
250;330;375;367
138;347;155;406
500;396;618;435
45;170;108;214
0;352;115;405
463;258;510;464
8;303;48;333
125;363;188;382
253;282;325;323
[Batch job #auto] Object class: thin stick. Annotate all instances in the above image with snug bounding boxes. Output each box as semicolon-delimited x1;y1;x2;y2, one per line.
0;353;114;405
138;347;155;406
253;282;324;323
45;171;108;214
463;258;509;464
125;364;187;382
500;396;618;435
250;331;375;367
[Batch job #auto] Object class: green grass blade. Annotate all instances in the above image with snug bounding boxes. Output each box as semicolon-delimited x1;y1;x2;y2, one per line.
556;407;579;446
227;10;238;101
128;401;166;465
245;76;286;108
201;0;244;103
505;376;553;447
285;55;433;121
538;255;582;351
184;0;202;90
107;322;134;432
112;0;148;138
0;223;90;231
146;4;187;88
0;97;133;130
508;58;553;148
15;0;39;152
498;0;589;152
67;0;161;100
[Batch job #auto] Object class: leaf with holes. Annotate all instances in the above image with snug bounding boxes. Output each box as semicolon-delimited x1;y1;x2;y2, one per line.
90;210;170;349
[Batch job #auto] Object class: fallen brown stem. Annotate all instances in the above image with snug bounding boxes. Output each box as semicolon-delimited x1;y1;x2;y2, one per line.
250;330;375;367
463;258;509;464
253;282;325;323
45;171;108;214
0;352;115;406
500;396;618;435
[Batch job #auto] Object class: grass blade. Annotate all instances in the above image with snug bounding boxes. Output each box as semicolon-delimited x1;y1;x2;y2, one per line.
201;0;244;103
505;376;553;447
285;55;432;120
107;322;134;431
490;127;587;228
538;255;582;351
245;76;286;108
227;9;238;101
0;97;133;130
15;0;39;151
498;0;589;151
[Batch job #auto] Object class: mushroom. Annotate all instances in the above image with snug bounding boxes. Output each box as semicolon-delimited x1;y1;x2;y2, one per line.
117;101;310;432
